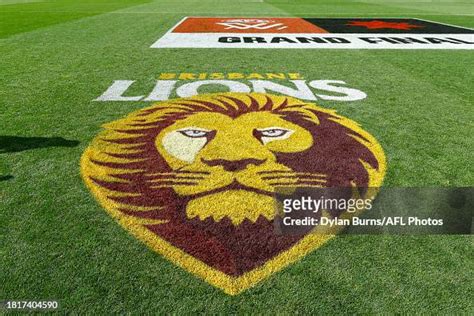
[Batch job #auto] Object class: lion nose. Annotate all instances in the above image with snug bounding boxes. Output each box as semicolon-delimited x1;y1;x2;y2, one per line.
201;158;266;172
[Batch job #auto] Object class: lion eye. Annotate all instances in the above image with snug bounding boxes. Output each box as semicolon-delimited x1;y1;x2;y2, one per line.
179;129;209;138
259;129;290;138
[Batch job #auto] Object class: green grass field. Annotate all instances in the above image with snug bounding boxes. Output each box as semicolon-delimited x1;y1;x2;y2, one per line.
1;0;473;313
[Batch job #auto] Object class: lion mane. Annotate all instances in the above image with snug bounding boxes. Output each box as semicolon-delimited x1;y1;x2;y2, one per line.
81;92;385;276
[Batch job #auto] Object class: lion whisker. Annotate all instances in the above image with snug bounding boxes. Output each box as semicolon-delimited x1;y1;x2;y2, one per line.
175;169;210;174
257;170;296;174
150;183;198;189
147;179;201;184
147;171;210;176
272;184;325;188
146;176;205;181
268;179;327;185
257;171;326;177
262;175;326;180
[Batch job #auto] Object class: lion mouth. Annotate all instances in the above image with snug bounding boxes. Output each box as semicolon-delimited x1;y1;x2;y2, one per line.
189;179;274;199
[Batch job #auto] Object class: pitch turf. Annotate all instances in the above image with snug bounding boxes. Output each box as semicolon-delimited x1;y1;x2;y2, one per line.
1;0;473;313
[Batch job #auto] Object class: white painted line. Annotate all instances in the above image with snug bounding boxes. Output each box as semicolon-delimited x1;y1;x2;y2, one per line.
414;17;474;31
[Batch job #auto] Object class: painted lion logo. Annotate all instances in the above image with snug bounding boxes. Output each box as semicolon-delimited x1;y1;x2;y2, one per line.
81;92;386;294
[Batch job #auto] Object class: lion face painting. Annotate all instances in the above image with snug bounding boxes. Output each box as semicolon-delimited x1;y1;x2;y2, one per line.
81;92;386;294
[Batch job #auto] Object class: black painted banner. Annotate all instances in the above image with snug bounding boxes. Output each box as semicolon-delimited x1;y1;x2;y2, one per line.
303;18;474;34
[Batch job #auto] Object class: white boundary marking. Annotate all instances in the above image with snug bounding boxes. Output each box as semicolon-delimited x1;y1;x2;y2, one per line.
414;17;474;31
162;16;189;36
